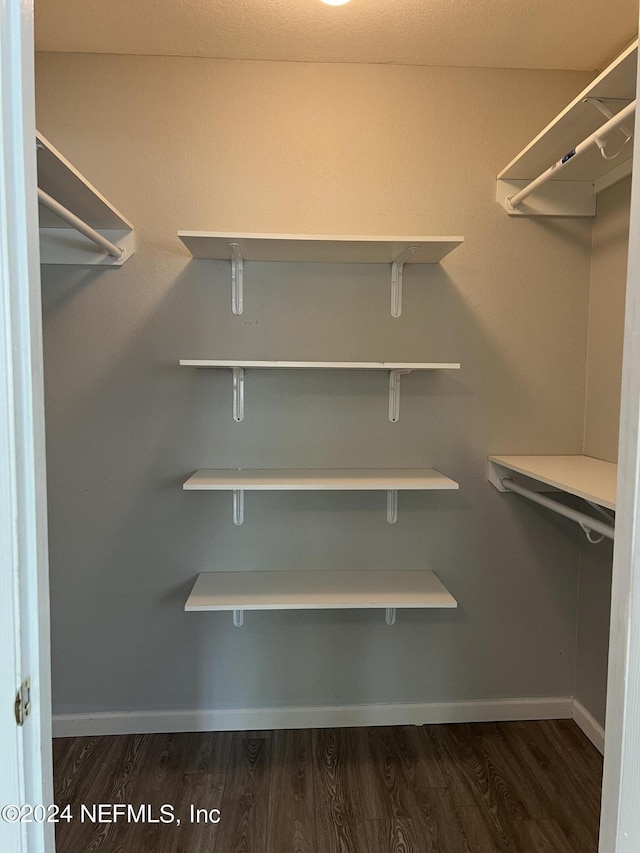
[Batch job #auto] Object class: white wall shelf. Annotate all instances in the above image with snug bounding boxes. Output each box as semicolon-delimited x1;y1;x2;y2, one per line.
183;467;459;525
37;130;135;266
488;455;617;510
185;569;457;626
488;455;617;543
177;231;464;317
497;40;637;216
179;360;460;423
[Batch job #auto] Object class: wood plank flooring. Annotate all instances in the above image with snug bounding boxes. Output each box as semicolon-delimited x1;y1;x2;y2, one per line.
52;720;602;852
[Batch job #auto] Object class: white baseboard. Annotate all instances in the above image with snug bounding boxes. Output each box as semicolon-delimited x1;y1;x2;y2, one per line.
53;696;573;738
572;698;605;754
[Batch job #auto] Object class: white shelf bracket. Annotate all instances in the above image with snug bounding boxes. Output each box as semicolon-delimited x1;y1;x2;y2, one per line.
233;609;244;627
229;242;244;315
389;369;412;422
232;367;245;422
583;98;634;139
233;489;245;526
385;608;397;626
387;490;398;524
390;246;419;318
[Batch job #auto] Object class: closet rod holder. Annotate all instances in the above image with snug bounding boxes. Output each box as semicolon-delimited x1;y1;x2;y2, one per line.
37;188;125;260
500;477;614;542
506;99;636;210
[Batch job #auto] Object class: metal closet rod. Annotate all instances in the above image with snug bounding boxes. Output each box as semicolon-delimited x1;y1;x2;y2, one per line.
500;477;615;541
507;98;637;209
38;188;124;260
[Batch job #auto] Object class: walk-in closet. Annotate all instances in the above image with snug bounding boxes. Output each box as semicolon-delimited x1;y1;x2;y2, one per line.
3;1;640;852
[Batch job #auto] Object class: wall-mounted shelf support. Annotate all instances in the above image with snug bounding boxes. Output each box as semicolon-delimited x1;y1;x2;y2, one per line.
389;369;412;422
391;246;419;318
182;361;460;423
387;490;398;524
583;98;634;140
232;487;404;525
229;242;244;315
231;606;399;626
233;489;245;526
232;367;245;422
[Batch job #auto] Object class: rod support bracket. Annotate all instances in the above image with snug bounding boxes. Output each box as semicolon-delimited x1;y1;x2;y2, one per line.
391;246;419;318
232;367;245;422
233;489;245;526
389;369;412;422
387;490;398;524
385;608;397;625
233;609;244;627
229;242;244;315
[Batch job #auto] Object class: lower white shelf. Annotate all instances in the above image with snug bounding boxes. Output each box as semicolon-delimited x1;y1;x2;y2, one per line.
183;468;458;491
185;570;457;626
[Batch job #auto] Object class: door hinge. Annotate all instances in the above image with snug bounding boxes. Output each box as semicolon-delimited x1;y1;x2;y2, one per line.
15;678;31;726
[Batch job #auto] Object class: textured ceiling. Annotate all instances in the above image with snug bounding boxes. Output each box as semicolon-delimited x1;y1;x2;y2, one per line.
35;0;637;71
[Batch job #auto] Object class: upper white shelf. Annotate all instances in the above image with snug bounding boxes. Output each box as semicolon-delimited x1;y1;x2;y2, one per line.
185;569;457;626
37;130;135;266
497;40;637;216
177;231;464;317
184;467;459;526
488;455;617;511
178;232;463;264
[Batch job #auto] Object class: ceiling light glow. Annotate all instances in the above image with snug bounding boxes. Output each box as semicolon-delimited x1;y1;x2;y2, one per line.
321;0;351;5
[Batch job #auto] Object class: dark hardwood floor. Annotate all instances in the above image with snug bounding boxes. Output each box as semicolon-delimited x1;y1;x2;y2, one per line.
52;720;602;852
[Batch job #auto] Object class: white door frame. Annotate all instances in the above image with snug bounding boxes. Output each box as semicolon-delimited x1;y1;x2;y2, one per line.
0;0;54;851
599;67;640;849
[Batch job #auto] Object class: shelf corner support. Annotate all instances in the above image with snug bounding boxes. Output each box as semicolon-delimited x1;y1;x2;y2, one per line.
233;609;244;627
389;369;411;422
385;608;397;625
391;246;419;318
229;242;244;315
387;490;399;524
233;489;245;525
232;367;245;422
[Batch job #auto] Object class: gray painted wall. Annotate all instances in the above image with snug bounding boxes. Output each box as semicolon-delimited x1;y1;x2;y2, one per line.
36;54;594;716
576;178;631;727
